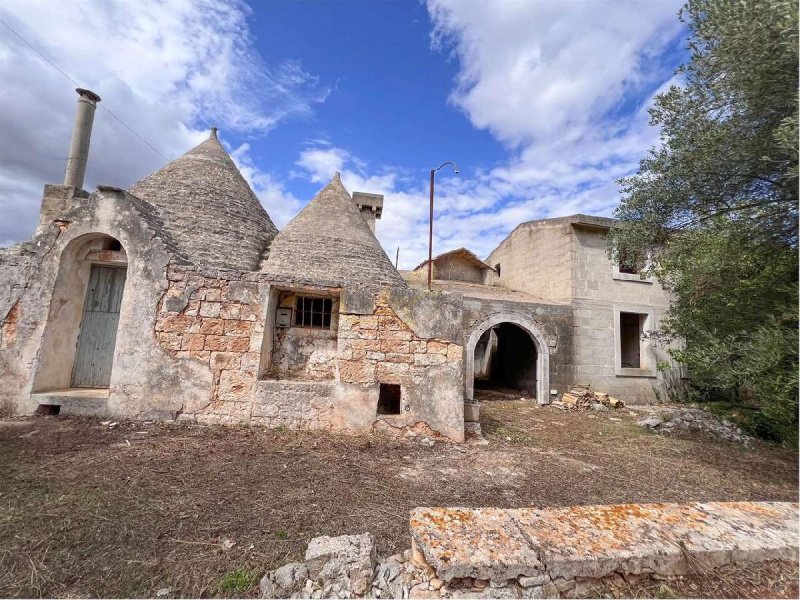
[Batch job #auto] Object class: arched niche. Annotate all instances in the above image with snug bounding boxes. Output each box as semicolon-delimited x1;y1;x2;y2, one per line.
465;312;551;405
33;233;128;391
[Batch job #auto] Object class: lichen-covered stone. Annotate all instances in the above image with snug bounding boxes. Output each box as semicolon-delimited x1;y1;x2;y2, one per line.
305;533;376;595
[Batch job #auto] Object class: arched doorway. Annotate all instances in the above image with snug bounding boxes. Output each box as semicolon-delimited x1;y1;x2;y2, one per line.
465;313;550;404
33;234;128;391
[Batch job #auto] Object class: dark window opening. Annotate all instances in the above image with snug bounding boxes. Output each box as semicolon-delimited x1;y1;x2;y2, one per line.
35;404;60;416
618;250;645;275
494;263;501;276
620;312;644;368
377;383;401;415
294;296;333;329
104;238;122;251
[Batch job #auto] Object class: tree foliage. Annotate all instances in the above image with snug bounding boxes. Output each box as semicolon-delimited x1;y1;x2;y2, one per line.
609;0;799;445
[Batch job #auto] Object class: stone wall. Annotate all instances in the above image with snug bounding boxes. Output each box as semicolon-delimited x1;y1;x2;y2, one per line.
433;254;485;284
338;296;462;385
570;226;682;403
155;273;465;439
486;221;573;303
462;296;573;402
336;291;465;441
1;188;199;419
154;264;265;421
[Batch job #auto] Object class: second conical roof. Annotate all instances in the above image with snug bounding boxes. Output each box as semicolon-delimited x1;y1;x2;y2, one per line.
263;173;405;289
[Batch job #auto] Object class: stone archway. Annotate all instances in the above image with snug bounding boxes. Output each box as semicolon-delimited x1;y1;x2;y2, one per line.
465;313;550;405
33;233;128;392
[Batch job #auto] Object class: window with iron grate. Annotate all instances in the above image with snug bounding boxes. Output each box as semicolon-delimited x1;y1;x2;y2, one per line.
294;296;333;329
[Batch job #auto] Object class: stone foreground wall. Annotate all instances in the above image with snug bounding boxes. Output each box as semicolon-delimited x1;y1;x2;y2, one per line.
258;502;799;599
410;502;799;598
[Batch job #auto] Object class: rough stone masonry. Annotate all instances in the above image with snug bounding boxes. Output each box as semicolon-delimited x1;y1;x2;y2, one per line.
259;501;798;599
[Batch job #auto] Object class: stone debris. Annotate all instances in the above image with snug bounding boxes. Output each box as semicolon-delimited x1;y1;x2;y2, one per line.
261;502;798;598
636;406;751;445
559;385;624;411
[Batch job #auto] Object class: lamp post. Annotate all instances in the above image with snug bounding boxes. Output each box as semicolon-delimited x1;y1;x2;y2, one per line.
428;161;459;290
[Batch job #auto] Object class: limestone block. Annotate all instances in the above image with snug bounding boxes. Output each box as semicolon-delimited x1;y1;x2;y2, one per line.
204;335;228;352
385;353;413;364
338;360;376;384
446;344;463;361
426;340;448;355
204;288;222;302
381;339;410;354
198;318;224;335
181;334;206;351
358;315;379;330
157;332;182;351
305;533;376;595
199;301;221;318
224;320;253;337
219;303;241;320
415;353;446;366
210;352;240;371
229;336;250;352
217;370;255;402
160;315;193;333
225;281;260;304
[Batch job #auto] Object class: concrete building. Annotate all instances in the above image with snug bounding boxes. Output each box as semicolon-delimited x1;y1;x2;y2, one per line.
0;90;682;441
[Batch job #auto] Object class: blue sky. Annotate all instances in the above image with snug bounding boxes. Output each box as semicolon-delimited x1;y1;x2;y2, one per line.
0;0;687;268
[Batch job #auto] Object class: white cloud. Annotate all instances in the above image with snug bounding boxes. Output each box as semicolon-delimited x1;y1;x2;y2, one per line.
0;0;326;244
290;1;685;270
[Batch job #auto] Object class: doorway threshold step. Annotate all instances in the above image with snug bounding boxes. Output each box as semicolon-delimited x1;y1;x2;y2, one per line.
31;388;110;416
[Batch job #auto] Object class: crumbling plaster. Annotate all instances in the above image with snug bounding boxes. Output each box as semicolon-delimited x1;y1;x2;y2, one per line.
0;188;210;418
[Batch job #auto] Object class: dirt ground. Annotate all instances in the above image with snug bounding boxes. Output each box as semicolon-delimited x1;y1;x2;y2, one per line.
0;397;797;599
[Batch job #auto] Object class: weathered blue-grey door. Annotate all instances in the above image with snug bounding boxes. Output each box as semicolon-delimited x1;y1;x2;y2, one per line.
71;265;127;388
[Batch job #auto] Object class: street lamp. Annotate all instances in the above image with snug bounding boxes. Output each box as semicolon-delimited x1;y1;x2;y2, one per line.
428;161;459;290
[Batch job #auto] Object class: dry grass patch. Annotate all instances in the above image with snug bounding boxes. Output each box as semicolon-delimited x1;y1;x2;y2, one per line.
0;399;796;598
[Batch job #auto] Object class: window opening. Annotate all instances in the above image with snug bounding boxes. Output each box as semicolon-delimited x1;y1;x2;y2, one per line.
377;383;401;415
294;296;333;329
620;312;644;368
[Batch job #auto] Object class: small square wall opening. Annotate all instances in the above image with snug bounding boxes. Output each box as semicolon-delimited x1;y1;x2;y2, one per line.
36;404;60;416
377;383;401;415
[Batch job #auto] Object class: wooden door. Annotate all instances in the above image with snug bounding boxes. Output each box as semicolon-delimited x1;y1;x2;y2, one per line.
71;265;127;388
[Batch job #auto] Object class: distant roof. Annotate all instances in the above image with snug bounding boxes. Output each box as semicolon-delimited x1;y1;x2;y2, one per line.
129;129;278;271
413;247;495;272
487;213;615;260
262;173;406;289
403;276;565;305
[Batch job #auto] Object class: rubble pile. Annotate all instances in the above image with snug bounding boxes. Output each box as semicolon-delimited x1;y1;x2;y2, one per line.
260;533;445;599
637;407;751;446
551;385;624;412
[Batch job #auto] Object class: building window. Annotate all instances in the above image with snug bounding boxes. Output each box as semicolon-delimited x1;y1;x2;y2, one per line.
294;296;333;329
618;250;644;275
377;383;401;415
494;263;501;277
619;312;644;368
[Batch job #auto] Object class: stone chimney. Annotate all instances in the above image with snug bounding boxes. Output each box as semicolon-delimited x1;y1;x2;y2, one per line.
352;192;384;233
63;88;102;189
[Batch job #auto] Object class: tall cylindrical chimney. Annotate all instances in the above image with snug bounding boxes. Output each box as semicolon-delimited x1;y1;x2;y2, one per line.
64;88;101;189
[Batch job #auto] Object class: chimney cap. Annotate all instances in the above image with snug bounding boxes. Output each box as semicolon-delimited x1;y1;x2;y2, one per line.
76;88;102;103
209;127;219;140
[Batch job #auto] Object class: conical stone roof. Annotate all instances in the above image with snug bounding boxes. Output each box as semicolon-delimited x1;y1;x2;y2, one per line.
129;129;278;271
263;173;406;289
